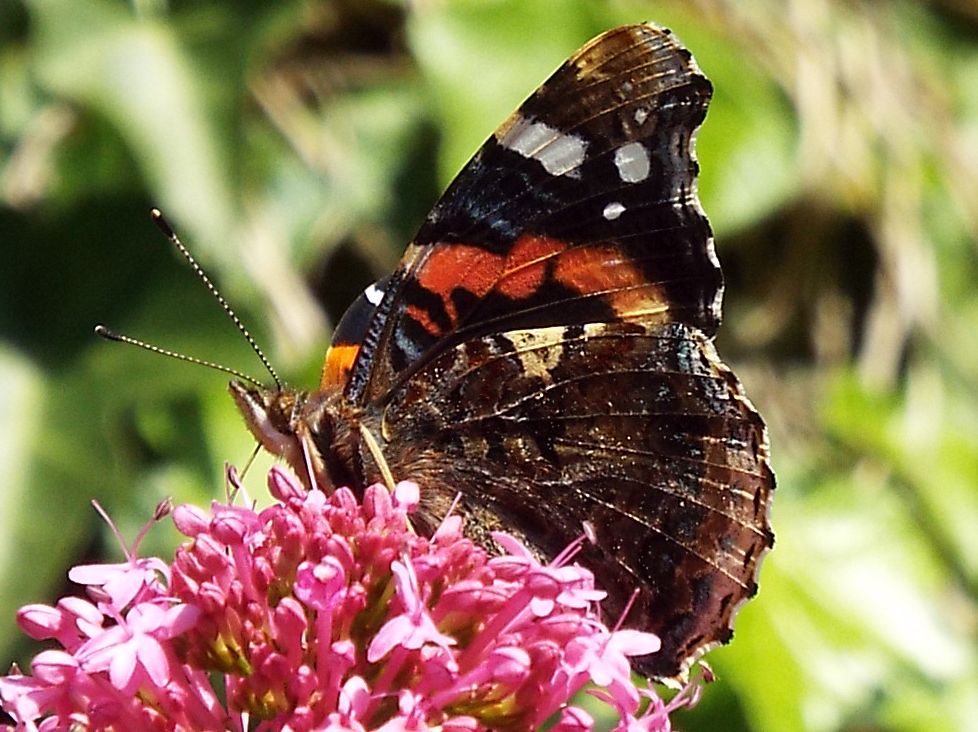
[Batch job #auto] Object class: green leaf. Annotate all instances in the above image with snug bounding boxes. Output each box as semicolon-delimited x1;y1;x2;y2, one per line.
26;0;235;247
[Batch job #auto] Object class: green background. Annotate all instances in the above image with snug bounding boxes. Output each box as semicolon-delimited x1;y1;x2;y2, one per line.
2;0;978;730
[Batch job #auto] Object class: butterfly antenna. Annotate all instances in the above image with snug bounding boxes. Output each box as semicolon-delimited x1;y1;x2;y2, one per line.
94;325;266;389
150;208;282;389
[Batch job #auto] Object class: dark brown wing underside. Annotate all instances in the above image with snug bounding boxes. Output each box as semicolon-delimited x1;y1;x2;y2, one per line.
376;321;774;679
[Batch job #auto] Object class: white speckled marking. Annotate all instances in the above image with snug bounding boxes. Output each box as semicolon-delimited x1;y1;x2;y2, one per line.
602;202;626;220
633;107;649;125
614;141;651;183
497;114;587;177
364;282;385;306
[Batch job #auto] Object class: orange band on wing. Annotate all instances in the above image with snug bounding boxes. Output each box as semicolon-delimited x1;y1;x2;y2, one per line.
411;235;569;335
554;244;667;316
416;245;501;308
404;303;445;338
497;234;567;299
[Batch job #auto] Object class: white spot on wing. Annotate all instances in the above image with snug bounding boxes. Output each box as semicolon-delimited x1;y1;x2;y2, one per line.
497;114;587;177
706;235;724;319
602;202;626;220
614;142;651;183
634;107;649;125
364;282;385;306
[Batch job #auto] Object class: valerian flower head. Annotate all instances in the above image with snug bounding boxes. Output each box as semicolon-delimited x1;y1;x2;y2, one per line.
0;466;702;731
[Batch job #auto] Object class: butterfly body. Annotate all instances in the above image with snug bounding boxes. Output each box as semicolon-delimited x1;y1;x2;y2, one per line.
233;23;775;681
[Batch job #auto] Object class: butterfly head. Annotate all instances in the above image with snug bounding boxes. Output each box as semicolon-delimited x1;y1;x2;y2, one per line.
229;379;359;492
229;380;313;478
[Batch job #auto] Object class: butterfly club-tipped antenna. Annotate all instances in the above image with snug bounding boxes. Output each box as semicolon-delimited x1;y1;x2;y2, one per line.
93;324;266;388
95;208;280;391
149;209;281;389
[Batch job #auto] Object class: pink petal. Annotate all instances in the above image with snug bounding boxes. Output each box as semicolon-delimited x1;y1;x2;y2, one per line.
108;641;138;689
367;616;412;662
171;504;210;537
609;629;661;657
487;647;530;686
160;604;201;637
551;706;594;732
268;465;306;502
16;605;64;641
136;638;170;686
338;675;370;718
393;481;419;511
363;485;393;524
391;561;421;613
67;562;124;585
442;717;480;731
491;532;535;559
31;651;79;686
433;514;463;541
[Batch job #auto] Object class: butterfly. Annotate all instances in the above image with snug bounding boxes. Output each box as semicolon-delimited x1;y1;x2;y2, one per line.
230;22;775;681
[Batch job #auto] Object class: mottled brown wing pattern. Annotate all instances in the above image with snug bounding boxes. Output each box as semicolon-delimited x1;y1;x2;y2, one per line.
344;24;719;404
376;321;773;679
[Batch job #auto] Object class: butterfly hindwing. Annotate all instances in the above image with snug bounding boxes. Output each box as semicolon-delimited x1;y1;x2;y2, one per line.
375;320;773;678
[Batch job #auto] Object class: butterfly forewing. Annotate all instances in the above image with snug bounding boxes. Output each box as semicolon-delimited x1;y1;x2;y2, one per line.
345;25;721;404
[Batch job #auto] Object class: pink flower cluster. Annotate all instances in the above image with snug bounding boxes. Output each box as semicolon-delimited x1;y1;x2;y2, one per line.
1;467;694;731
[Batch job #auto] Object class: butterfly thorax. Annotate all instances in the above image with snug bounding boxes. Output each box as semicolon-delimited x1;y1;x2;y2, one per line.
229;380;364;492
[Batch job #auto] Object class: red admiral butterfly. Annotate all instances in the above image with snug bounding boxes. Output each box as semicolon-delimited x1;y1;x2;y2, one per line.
231;23;775;680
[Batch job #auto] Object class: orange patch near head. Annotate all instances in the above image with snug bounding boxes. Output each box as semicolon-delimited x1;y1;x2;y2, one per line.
320;343;360;389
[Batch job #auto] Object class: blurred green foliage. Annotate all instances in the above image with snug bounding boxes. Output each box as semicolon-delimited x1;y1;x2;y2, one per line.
2;0;977;730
